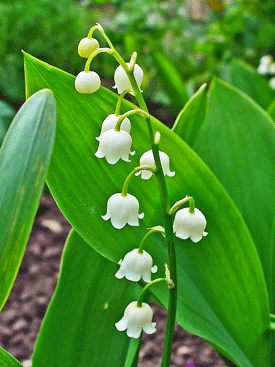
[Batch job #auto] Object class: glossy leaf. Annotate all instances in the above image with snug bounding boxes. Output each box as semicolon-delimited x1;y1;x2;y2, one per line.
267;98;275;121
24;53;270;367
151;51;190;111
0;89;56;311
227;59;275;109
172;83;208;147
32;230;140;367
194;79;275;313
0;101;15;144
0;347;23;367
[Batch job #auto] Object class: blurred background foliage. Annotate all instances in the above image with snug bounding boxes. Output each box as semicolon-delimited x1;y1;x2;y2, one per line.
1;0;275;114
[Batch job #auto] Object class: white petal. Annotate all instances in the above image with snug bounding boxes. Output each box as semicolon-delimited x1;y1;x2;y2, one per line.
166;170;175;177
115;317;128;331
101;213;110;221
138;212;144;219
126;326;142;339
151;265;158;274
143;322;156;334
140;170;153;180
174;229;190;240
190;233;203;243
203;231;208;237
115;268;125;279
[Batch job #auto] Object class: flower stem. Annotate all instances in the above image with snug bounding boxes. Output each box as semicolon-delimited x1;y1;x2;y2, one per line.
97;27;178;367
137;278;167;307
115;89;133;116
138;228;163;254
121;165;156;196
169;196;195;216
115;109;149;131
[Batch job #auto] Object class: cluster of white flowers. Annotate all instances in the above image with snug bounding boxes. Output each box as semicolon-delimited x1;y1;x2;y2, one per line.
75;26;208;340
257;55;275;89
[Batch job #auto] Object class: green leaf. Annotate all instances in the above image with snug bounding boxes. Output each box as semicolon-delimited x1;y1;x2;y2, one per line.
0;347;23;367
194;79;275;313
24;53;270;367
172;83;208;147
267;98;275;121
0;100;15;144
0;89;56;311
151;50;190;111
32;229;140;367
227;59;275;109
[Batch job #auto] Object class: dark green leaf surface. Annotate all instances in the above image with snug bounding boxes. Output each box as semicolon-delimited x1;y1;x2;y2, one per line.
151;51;190;111
267;98;275;121
0;89;56;311
0;101;15;144
194;79;275;314
24;53;270;367
32;230;140;367
227;59;275;109
172;83;208;147
0;347;23;367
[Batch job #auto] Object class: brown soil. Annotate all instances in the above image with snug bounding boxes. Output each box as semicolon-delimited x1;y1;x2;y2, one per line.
0;195;227;367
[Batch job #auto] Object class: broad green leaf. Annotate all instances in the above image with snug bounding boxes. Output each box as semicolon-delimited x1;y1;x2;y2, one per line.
172;83;208;147
0;347;23;367
194;79;275;313
151;51;190;111
32;230;140;367
0;101;15;144
24;53;270;367
267;98;275;121
0;89;56;311
227;59;275;109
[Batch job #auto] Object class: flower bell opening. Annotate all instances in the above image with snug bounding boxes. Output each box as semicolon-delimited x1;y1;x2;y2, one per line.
115;248;157;283
102;193;144;229
173;207;208;243
115;301;156;338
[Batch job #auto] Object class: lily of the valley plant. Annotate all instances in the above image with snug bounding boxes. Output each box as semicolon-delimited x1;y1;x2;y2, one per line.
76;24;207;366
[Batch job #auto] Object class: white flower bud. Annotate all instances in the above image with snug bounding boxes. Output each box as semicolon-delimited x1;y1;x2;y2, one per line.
269;77;275;89
96;114;131;141
173;207;208;243
102;193;144;229
95;129;135;164
115;249;157;283
75;71;101;94
259;55;273;66
269;63;275;75
115;301;156;338
135;150;175;180
78;37;99;58
113;63;143;94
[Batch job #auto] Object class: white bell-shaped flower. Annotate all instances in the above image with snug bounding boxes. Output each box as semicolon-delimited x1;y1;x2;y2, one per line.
75;71;101;94
78;37;99;58
95;129;135;164
114;63;143;94
102;193;144;229
115;249;158;283
173;207;208;243
96;114;131;141
115;301;156;338
135;150;175;180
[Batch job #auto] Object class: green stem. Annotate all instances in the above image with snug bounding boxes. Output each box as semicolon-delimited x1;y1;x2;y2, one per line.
97;27;178;367
137;278;167;307
169;196;195;216
138;228;163;254
115;89;133;116
121;165;156;196
115;109;149;131
84;48;113;73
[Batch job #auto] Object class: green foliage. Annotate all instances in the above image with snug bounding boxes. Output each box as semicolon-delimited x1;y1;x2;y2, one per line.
0;347;23;367
0;88;56;311
0;100;15;144
24;53;271;367
0;0;97;103
32;230;140;367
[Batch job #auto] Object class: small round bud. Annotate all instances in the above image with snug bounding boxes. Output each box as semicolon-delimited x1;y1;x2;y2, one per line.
75;71;101;94
78;38;99;58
